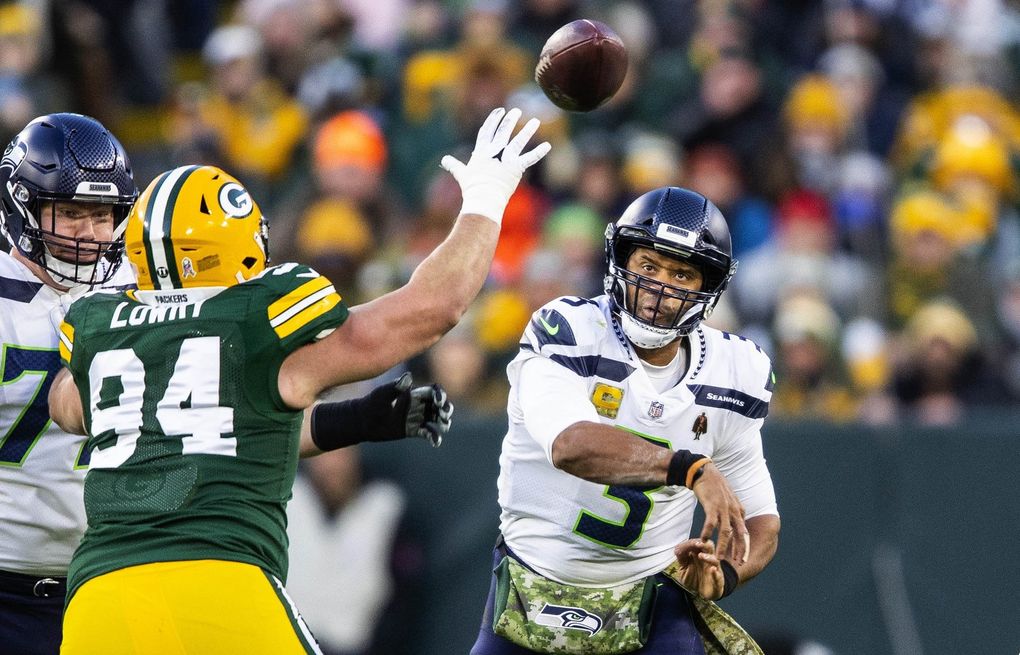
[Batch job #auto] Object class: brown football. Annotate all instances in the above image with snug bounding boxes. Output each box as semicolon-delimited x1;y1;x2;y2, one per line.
535;19;628;112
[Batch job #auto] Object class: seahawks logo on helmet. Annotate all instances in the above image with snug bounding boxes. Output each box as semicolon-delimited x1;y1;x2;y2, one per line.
2;140;25;167
534;604;603;635
218;182;253;218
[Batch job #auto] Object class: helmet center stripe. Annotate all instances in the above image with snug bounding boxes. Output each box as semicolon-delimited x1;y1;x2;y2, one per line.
141;171;168;291
146;165;198;290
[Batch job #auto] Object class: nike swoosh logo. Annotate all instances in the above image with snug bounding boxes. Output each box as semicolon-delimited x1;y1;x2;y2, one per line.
538;316;560;336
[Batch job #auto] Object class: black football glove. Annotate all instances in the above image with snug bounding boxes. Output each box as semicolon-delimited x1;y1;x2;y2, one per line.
387;371;452;444
367;372;452;447
310;373;452;451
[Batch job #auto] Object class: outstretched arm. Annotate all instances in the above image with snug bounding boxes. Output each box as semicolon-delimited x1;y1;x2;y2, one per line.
279;108;550;408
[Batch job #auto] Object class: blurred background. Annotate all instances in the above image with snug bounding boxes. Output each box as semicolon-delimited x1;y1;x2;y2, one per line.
3;0;1017;653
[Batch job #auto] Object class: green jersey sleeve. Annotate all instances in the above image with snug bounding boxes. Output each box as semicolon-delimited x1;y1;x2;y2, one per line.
240;263;349;410
254;263;349;354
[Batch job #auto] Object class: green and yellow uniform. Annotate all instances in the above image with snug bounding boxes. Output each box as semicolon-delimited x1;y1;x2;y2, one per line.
58;263;344;654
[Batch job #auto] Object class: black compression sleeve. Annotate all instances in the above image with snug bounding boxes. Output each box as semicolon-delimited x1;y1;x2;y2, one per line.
309;400;370;451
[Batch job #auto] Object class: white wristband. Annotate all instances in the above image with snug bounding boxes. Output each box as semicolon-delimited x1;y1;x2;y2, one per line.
454;159;520;225
459;195;507;225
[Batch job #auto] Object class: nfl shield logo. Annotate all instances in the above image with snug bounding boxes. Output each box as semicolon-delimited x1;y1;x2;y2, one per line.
648;401;664;419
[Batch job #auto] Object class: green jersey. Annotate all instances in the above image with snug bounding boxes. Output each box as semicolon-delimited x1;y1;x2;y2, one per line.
60;263;348;598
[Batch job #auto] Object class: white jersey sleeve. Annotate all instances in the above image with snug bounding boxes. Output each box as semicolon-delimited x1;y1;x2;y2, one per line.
516;356;600;464
691;327;778;520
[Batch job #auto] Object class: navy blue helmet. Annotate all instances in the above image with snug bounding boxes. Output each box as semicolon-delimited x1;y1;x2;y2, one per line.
604;187;736;347
0;113;137;285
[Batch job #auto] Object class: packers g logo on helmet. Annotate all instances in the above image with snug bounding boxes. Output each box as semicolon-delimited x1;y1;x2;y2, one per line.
218;182;253;218
125;165;269;290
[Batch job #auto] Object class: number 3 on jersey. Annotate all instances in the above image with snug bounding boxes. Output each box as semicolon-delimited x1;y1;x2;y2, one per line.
573;432;671;548
89;336;235;469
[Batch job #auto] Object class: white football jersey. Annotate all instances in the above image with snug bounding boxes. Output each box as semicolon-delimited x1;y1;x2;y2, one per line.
498;295;778;587
0;252;134;576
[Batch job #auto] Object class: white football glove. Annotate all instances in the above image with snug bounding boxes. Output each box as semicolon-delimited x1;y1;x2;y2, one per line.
440;107;551;225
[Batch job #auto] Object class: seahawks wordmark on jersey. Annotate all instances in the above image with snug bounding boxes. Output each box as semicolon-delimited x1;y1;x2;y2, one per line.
498;295;778;587
58;263;347;598
0;252;134;576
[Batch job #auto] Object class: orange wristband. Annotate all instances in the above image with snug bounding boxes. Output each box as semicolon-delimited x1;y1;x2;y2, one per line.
666;449;710;487
685;457;711;489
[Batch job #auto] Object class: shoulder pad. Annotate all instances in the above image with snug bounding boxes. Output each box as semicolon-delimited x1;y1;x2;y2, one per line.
515;295;635;383
251;263;348;343
522;296;608;354
687;327;774;418
64;288;127;324
249;262;323;286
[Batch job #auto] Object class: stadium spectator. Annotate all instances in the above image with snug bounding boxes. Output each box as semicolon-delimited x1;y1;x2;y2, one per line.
782;74;849;194
891;300;1007;425
538;203;604;298
886;187;995;334
274;110;400;291
287;447;416;655
424;323;502;411
194;24;308;196
0;4;68;144
769;292;858;421
683;142;774;257
733;189;880;326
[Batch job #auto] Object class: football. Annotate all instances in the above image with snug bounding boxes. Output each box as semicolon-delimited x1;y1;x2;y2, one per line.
535;19;628;113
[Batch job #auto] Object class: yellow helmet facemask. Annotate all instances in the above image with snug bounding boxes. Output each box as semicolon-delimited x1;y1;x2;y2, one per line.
125;165;269;290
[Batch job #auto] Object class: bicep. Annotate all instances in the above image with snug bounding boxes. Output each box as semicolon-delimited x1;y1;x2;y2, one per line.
48;368;86;436
279;288;452;408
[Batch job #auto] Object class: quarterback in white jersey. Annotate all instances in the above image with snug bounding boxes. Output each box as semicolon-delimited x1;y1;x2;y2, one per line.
472;188;780;655
0;113;137;655
500;295;776;586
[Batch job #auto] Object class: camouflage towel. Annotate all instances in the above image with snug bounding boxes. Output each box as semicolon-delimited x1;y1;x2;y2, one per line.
492;556;658;654
661;562;764;655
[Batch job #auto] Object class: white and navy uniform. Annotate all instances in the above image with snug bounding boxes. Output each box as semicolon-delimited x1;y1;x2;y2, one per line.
0;251;133;654
497;294;778;587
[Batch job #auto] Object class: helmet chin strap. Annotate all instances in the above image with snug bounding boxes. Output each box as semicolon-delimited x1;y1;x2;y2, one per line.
620;312;680;349
41;244;100;289
619;303;703;350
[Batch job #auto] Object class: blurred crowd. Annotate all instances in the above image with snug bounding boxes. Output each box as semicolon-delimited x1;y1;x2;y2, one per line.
3;0;1019;431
